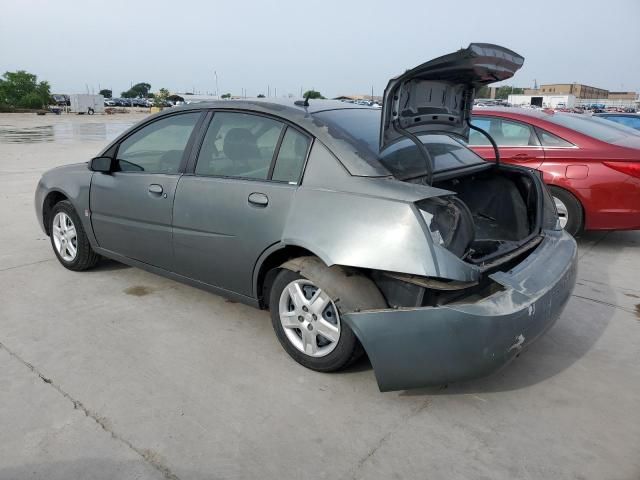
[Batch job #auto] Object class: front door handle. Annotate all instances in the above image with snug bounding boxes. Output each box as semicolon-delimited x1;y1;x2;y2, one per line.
148;184;163;194
512;153;534;161
248;192;269;207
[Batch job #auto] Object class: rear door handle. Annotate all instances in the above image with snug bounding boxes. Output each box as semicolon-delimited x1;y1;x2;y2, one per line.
248;192;268;206
148;184;163;194
512;153;534;161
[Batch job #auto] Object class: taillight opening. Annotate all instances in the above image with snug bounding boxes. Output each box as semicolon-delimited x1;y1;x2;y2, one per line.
603;161;640;179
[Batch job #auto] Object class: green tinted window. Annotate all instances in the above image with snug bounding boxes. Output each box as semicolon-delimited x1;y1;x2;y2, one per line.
196;112;283;180
116;113;201;173
272;128;310;183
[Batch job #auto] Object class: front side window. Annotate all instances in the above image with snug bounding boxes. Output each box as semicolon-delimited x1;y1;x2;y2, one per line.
469;117;539;147
116;112;201;173
196;112;284;180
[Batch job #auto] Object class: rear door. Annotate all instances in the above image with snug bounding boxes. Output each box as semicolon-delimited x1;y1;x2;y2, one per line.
90;111;203;269
172;111;311;296
469;115;544;169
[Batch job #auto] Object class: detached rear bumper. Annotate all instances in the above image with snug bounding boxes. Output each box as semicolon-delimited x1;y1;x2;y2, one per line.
343;230;578;392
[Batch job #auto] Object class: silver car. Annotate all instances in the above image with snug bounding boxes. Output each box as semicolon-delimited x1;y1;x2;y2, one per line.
35;44;577;391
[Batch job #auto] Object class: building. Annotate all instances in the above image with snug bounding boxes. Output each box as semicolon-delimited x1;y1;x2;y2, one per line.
333;95;383;102
508;94;576;108
608;91;637;101
524;83;609;99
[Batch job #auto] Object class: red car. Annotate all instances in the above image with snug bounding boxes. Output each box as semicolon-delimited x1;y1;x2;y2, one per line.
469;108;640;235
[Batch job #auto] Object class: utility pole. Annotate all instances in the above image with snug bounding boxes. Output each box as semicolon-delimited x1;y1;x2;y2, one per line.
214;71;219;99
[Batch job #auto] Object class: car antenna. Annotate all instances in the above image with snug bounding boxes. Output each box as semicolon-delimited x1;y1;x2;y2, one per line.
294;92;312;107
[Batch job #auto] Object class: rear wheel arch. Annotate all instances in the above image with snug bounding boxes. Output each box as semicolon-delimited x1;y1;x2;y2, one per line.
276;256;387;314
547;184;585;235
255;245;319;308
42;190;69;236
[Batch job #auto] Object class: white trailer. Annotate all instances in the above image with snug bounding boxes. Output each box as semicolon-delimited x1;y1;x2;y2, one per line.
69;94;105;114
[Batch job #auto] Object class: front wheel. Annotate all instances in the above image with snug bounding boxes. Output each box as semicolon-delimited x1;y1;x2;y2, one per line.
548;186;584;237
269;269;361;372
49;200;100;271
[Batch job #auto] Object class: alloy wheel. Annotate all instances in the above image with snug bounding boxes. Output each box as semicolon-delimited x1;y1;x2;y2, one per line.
278;279;341;357
52;212;78;262
553;196;569;229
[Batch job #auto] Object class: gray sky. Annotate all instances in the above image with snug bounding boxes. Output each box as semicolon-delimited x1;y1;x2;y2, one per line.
2;0;639;98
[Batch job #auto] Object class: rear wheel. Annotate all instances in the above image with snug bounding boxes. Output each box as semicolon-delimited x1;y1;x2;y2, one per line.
548;186;584;236
269;269;361;372
50;200;100;271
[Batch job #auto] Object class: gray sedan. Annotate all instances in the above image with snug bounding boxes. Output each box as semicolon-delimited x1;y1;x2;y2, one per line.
35;44;577;391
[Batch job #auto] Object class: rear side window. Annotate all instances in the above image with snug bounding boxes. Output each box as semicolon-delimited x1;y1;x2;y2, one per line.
535;128;574;147
116;113;201;173
272;128;310;183
469;117;539;147
196;112;284;180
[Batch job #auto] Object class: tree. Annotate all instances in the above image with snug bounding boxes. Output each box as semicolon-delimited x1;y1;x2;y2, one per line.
153;88;170;107
99;89;112;98
495;86;523;100
0;70;51;109
121;82;151;98
303;90;325;99
221;93;231;99
257;94;265;98
475;86;491;98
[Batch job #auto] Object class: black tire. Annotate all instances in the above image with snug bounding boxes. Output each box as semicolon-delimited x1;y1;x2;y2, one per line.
269;268;362;372
548;186;584;236
49;200;100;271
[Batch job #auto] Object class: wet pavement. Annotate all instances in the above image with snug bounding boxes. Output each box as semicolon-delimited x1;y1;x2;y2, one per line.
0;112;639;480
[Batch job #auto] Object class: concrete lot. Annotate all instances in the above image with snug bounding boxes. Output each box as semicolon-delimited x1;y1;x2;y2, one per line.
1;112;639;480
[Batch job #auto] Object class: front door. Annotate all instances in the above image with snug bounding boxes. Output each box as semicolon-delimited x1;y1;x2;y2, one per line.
469;116;544;169
90;111;202;269
172;111;311;296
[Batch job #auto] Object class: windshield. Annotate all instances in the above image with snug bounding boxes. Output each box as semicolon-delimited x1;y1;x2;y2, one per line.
313;109;485;178
545;113;640;143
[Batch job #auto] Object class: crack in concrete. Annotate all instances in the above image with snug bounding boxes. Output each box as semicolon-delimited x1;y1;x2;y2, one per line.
0;258;54;273
571;293;637;315
0;340;181;480
347;399;431;480
578;232;610;260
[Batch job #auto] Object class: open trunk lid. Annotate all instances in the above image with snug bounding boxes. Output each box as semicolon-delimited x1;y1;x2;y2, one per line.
380;43;524;152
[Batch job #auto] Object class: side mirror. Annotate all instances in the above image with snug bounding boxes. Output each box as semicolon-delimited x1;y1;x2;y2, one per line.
88;156;113;173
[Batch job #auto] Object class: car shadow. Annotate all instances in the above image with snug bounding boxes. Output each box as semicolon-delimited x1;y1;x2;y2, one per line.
393;231;637;396
93;258;130;271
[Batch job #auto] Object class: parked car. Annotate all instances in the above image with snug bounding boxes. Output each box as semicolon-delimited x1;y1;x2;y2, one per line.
595;113;640;131
35;44;577;391
468;108;640;235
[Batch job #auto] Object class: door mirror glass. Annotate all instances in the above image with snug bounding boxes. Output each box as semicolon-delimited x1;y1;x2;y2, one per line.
89;156;112;172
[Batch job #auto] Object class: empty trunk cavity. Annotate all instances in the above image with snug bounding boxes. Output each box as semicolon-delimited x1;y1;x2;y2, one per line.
424;167;539;264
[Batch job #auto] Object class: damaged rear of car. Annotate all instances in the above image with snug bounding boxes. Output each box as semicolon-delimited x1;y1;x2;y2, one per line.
287;43;578;391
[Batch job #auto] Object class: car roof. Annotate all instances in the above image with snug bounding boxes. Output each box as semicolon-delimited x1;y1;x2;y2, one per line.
137;99;389;177
595;113;638;117
472;106;553;120
166;98;373;116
